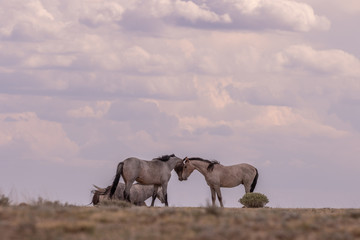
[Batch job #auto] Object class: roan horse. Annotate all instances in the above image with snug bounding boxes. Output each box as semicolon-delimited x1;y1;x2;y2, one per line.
110;154;184;206
91;183;165;206
181;157;259;207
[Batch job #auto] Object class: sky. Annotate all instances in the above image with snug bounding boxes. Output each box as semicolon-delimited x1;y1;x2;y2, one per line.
0;0;359;208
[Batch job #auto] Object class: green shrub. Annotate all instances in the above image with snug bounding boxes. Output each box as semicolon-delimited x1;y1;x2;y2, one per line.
0;194;10;206
239;192;269;208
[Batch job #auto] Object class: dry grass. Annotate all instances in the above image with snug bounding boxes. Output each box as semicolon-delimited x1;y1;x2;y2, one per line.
0;201;359;240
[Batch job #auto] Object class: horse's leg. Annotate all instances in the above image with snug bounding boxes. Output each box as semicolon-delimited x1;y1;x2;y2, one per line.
244;182;251;193
210;187;216;207
124;181;133;202
151;185;159;207
161;182;169;207
214;186;224;207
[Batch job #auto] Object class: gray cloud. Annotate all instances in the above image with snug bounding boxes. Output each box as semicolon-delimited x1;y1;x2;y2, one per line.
108;99;178;135
329;98;360;132
114;0;330;32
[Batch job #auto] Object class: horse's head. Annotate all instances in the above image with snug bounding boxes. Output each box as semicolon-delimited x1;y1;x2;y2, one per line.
181;157;196;181
174;159;185;181
91;185;111;205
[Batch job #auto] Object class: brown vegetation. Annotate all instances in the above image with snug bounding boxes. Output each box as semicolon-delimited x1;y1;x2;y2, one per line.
0;200;359;240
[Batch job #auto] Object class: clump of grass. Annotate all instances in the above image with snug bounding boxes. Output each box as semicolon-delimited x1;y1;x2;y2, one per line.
97;199;133;208
32;197;60;206
204;201;222;216
30;197;68;208
239;192;269;208
0;194;10;206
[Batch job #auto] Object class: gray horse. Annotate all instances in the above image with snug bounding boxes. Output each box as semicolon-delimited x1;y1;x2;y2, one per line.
91;183;165;206
110;154;184;206
181;157;258;207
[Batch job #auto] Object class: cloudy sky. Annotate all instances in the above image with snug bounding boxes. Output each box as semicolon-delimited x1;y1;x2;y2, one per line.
1;0;359;208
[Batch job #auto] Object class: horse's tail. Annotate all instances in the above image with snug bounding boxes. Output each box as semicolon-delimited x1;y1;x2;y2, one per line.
250;168;259;192
110;162;123;198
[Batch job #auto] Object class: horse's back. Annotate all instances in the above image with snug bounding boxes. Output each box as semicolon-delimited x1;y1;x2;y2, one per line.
122;157;142;178
234;163;257;177
123;157;141;166
217;163;257;187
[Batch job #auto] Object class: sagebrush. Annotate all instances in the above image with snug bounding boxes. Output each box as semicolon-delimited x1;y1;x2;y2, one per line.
239;192;269;208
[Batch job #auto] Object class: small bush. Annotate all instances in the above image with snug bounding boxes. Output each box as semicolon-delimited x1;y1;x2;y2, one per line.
0;194;10;206
239;192;269;208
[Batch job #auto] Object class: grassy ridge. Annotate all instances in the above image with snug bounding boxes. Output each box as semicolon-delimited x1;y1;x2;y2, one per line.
1;203;360;240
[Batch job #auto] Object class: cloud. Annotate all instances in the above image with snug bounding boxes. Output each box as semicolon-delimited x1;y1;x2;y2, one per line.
227;0;330;31
194;77;234;109
302;0;360;15
0;0;63;41
107;99;179;136
135;0;231;23
277;45;360;77
0;112;79;162
67;101;111;119
248;106;348;138
172;0;231;24
95;0;328;32
79;1;125;28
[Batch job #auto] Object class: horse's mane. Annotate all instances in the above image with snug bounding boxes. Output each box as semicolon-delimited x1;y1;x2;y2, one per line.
188;157;220;172
153;154;175;162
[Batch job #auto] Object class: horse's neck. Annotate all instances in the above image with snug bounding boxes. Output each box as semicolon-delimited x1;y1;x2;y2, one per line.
191;160;211;175
166;158;182;169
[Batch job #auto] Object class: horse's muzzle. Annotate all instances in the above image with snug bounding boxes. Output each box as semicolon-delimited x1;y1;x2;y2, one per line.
179;177;187;181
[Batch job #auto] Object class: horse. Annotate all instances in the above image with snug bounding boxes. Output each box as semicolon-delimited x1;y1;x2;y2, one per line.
181;157;258;207
109;154;184;206
91;183;165;206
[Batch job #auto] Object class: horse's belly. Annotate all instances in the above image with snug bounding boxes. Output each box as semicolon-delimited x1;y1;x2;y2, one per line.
136;175;162;185
221;182;241;188
220;177;242;188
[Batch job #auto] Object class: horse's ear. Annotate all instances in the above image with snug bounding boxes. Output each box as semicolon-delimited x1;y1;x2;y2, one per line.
183;157;189;163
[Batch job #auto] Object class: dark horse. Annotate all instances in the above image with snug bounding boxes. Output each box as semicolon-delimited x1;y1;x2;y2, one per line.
110;154;184;206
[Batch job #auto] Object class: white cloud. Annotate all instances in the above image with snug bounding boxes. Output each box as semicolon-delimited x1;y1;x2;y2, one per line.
22;54;76;68
0;0;64;41
277;45;360;77
173;0;231;23
248;106;348;138
79;1;125;27
229;0;330;31
139;0;231;24
194;77;234;109
122;0;329;31
67;101;112;119
0;112;79;162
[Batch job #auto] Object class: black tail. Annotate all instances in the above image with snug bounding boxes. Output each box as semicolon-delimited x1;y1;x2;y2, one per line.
110;162;123;198
250;168;259;192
